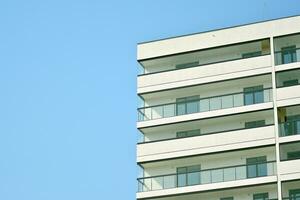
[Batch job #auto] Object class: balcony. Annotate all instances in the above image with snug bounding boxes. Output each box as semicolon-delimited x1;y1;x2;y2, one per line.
137;147;277;199
276;68;300;106
279;141;300;181
279;120;300;137
137;55;271;94
138;88;272;122
274;33;300;66
139;39;270;75
274;47;300;66
278;105;300;142
282;180;300;200
138;109;275;162
138;161;276;192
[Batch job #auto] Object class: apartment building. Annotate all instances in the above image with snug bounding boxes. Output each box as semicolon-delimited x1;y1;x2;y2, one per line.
136;15;300;200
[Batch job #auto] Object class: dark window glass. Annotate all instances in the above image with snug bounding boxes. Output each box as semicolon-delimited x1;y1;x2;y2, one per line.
244;85;264;105
247;156;267;178
287;151;300;160
253;193;269;200
245;120;266;128
176;129;201;138
242;51;262;58
220;197;234;200
284;115;300;136
176;61;199;69
289;189;300;200
282;46;297;64
283;79;299;87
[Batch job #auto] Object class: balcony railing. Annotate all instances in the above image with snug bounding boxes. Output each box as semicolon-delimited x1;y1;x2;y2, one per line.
137;161;276;192
138;88;272;121
274;47;300;65
279;120;300;137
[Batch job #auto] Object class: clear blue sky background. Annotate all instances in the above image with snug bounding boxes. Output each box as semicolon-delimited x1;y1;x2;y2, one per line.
0;0;300;199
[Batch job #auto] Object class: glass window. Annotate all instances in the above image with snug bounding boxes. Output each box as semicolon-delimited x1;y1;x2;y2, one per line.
282;46;297;64
176;61;199;69
283;79;299;87
244;85;264;105
253;193;269;200
289;189;300;200
176;98;186;116
176;129;201;138
287;151;300;160
176;96;199;115
244;92;254;105
245;120;266;128
177;167;187;187
247;156;267;178
220;197;234;200
285;115;300;135
242;51;262;58
177;165;200;187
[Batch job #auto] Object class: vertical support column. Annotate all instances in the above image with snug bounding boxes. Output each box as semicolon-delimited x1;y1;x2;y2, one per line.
270;36;282;200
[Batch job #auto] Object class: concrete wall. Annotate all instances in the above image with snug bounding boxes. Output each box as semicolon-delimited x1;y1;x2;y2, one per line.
137;16;300;60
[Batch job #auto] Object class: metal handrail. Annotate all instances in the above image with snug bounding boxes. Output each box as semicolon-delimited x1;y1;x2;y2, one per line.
137;161;275;180
137;161;276;192
138;88;272;121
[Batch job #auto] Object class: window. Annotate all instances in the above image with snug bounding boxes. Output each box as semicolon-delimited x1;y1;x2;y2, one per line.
245;120;266;128
176;96;199;115
176;129;201;138
243;85;264;105
283;79;299;87
287;151;300;160
242;51;262;58
289;189;300;200
253;193;269;200
281;45;297;64
177;165;201;187
176;61;199;69
246;156;267;178
284;115;300;136
220;197;234;200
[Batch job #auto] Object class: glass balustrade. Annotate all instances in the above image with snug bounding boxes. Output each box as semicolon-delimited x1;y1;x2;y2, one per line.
137;161;276;192
279;120;300;137
274;48;300;65
138;88;272;121
282;195;300;200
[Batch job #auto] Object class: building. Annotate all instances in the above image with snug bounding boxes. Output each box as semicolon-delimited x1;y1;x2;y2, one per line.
136;15;300;200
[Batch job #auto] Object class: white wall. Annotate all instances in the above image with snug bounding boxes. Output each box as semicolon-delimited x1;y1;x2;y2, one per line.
153;184;278;200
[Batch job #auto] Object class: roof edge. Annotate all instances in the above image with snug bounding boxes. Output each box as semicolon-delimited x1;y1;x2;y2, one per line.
137;14;300;46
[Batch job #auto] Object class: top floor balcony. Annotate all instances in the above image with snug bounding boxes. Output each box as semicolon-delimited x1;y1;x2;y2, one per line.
138;39;270;75
274;33;300;66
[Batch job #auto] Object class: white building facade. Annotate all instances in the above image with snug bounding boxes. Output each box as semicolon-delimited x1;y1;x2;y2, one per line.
136;16;300;200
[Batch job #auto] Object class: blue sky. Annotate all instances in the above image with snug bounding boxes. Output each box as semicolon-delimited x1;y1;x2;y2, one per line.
0;0;299;199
